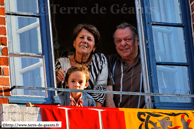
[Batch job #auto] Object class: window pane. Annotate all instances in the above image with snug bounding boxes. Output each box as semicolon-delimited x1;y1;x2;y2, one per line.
6;16;42;54
5;0;39;14
10;57;46;97
156;66;191;103
149;0;182;23
152;26;187;62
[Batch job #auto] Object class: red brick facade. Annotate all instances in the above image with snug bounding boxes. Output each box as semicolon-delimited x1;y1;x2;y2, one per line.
0;1;9;104
0;0;4;5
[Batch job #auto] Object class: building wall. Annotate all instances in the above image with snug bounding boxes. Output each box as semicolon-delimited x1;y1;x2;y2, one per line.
0;104;41;123
0;0;193;105
0;0;9;105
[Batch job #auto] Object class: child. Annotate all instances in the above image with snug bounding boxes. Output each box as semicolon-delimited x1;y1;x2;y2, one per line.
58;64;96;107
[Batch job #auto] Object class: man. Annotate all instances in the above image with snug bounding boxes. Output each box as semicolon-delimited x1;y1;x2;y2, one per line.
106;22;145;108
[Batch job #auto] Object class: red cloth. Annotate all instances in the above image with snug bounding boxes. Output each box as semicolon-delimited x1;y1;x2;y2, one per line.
39;105;67;129
36;105;126;129
68;108;100;129
101;108;126;129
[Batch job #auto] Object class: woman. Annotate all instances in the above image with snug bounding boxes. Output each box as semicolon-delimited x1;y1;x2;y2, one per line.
55;24;108;107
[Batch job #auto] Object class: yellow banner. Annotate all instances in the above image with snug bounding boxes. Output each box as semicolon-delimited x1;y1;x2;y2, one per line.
119;108;194;129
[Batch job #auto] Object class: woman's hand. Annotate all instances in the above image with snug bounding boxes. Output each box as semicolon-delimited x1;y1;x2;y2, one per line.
56;69;65;84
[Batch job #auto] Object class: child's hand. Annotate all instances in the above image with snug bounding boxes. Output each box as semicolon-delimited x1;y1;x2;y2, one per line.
69;100;83;107
78;104;83;107
69;101;75;106
56;70;65;84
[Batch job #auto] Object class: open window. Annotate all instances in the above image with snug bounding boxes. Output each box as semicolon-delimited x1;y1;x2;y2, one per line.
50;0;144;108
6;0;194;108
50;0;194;109
5;0;57;104
136;0;194;109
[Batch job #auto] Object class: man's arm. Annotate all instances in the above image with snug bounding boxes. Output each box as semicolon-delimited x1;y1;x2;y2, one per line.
105;85;116;107
105;55;116;107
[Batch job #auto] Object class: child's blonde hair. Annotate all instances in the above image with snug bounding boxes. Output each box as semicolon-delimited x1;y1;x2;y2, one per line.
65;64;90;83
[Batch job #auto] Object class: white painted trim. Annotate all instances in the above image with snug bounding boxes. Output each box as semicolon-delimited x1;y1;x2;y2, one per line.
135;0;152;109
16;21;39;34
19;61;43;74
47;0;57;90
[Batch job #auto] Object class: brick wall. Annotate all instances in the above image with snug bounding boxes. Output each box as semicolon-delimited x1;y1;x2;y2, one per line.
0;0;9;104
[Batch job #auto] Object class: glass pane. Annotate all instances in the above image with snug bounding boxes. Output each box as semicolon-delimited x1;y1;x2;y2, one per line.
10;57;46;97
6;16;42;54
152;26;187;62
156;66;191;103
5;0;39;14
149;0;182;23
